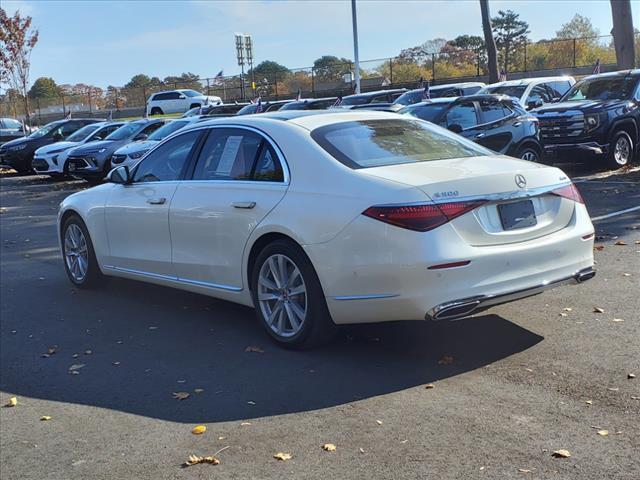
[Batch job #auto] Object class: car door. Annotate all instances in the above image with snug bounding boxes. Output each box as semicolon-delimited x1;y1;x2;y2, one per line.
169;127;288;290
441;101;484;141
103;129;203;277
474;100;519;153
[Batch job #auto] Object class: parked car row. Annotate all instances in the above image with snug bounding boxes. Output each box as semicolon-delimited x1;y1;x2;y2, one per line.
2;70;638;179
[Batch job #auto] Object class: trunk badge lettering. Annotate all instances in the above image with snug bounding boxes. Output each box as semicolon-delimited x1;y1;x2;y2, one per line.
433;190;459;199
515;174;527;189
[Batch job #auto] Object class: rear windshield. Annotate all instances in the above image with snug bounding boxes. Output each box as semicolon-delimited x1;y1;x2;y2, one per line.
401;103;450;122
340;95;373;106
311;119;489;169
393;90;423;106
66;123;101;142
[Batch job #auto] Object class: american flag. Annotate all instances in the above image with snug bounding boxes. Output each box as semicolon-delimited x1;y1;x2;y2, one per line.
421;80;430;101
418;76;424;88
296;89;302;101
255;97;262;113
593;59;601;74
499;69;507;82
65;109;72;119
332;94;343;107
106;110;113;122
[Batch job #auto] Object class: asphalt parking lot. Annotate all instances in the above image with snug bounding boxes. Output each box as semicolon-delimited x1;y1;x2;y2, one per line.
1;165;639;480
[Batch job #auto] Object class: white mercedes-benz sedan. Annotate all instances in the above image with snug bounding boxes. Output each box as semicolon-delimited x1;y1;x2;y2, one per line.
58;111;595;348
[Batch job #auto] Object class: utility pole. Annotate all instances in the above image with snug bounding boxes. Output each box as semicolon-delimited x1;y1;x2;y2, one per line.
351;0;361;94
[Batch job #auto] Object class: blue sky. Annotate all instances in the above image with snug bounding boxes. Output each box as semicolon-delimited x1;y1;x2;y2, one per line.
4;0;638;88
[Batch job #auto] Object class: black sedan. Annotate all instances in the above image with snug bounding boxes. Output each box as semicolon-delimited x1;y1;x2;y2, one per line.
0;118;32;146
0;118;101;173
400;94;543;162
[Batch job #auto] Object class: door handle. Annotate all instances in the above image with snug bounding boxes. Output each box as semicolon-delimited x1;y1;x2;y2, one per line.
232;201;256;209
475;133;485;138
513;121;522;127
147;197;166;205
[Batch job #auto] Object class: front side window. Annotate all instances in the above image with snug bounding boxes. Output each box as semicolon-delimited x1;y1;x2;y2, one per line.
149;120;191;140
181;90;202;98
562;77;637;102
527;85;552;105
445;103;478;129
92;124;122;140
133;130;201;183
193;129;263;181
311;118;490;169
106;122;145;141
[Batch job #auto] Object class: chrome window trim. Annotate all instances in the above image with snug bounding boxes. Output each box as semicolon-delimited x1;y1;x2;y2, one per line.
102;265;243;292
332;294;399;301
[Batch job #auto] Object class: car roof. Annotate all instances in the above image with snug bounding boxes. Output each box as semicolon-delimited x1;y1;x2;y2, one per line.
404;93;516;108
343;88;406;98
485;76;574;87
582;68;640;81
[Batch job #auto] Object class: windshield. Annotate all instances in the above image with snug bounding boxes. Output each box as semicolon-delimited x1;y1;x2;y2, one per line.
311;118;489;169
393;90;424;106
105;122;144;141
480;85;527;99
182;90;202;98
562;77;637;102
401;103;450;122
148;120;190;140
28;121;64;139
66;124;102;142
236;104;258;115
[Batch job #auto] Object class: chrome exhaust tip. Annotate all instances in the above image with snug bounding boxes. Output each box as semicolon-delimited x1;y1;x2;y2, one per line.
432;299;481;321
575;268;596;283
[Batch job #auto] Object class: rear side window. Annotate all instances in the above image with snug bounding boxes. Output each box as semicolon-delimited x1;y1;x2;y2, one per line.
479;101;510;123
445;103;478;129
311;119;489;169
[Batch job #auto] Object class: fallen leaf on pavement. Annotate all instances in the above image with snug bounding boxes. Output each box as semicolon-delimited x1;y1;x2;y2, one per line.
359;448;365;454
245;346;264;353
438;355;454;365
552;449;571;458
194;388;204;394
376;420;383;425
585;400;593;405
40;416;52;421
563;307;572;312
628;373;636;379
273;452;292;461
240;422;252;426
184;454;220;467
518;469;532;473
191;425;206;435
68;364;85;372
593;307;605;313
594;245;604;251
424;384;435;389
172;392;190;400
612;318;624;323
322;443;336;452
112;361;120;366
623;273;631;277
614;240;627;246
148;326;158;330
84;350;92;355
597;430;608;436
5;397;17;407
608;387;619;391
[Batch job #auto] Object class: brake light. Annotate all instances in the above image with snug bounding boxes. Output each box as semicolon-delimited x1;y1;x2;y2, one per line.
550;183;584;204
363;201;485;232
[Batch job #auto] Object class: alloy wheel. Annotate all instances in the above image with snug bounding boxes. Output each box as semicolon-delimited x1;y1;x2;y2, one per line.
614;136;631;165
257;254;307;338
64;223;89;282
520;149;539;162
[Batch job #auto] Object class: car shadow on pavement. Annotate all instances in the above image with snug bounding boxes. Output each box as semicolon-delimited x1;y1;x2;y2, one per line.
1;276;543;424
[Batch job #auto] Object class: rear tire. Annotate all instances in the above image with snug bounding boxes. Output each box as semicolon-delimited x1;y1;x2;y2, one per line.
250;239;336;349
61;215;104;289
607;130;633;169
150;107;163;116
517;144;542;163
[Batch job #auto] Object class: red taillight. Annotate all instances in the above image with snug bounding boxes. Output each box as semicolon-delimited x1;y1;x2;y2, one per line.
550;183;584;204
363;201;485;232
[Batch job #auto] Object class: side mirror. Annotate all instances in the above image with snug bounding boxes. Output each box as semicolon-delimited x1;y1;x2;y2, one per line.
107;165;130;184
52;132;64;141
134;133;148;141
527;99;544;110
447;124;463;134
178;94;186;99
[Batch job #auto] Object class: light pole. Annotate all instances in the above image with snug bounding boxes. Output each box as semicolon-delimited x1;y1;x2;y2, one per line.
351;0;361;94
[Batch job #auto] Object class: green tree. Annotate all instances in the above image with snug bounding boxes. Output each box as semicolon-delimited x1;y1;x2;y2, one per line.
250;60;289;80
492;9;530;72
312;55;352;80
124;74;162;89
556;14;599;39
28;76;60;98
448;35;485;51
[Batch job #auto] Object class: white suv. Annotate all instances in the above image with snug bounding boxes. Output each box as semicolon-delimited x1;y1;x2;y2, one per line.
146;89;222;115
479;76;575;110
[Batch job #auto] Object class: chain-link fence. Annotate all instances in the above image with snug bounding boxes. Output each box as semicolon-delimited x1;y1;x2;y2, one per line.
2;34;637;126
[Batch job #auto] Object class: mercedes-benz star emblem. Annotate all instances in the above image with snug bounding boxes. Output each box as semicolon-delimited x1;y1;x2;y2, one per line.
515;174;527;188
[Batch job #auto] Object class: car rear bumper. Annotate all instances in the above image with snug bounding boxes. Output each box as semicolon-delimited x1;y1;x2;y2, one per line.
305;204;595;324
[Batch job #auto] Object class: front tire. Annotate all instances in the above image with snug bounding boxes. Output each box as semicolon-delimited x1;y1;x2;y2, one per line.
150;107;163;116
250;239;335;349
608;130;633;169
61;215;104;288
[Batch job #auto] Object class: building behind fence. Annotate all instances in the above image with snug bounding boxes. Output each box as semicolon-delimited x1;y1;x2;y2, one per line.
2;33;639;125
